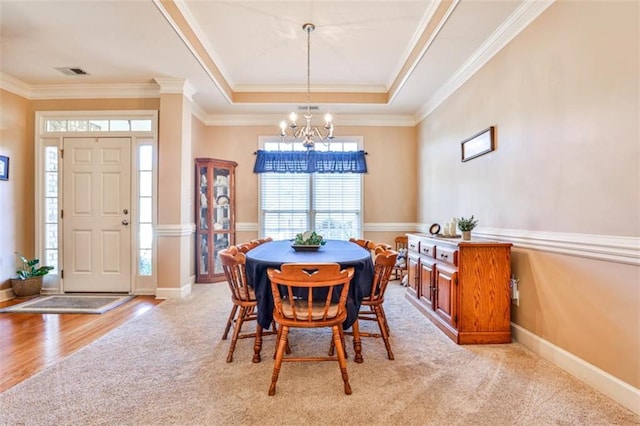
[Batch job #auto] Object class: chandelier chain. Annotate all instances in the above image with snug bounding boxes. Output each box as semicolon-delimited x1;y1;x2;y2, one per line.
306;24;311;113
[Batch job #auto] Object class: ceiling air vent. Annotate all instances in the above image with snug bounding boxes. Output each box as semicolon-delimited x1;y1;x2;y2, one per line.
298;105;319;111
55;67;89;76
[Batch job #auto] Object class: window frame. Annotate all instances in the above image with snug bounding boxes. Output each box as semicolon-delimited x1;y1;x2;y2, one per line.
257;136;364;240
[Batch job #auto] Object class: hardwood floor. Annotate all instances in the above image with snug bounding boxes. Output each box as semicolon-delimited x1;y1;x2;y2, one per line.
0;295;164;393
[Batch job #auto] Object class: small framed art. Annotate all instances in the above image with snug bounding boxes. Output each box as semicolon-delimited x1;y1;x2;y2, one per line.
461;126;495;162
0;156;9;181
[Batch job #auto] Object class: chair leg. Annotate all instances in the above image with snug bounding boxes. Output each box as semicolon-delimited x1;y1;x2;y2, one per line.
253;324;264;363
339;326;348;359
351;320;363;363
332;325;352;395
379;304;391;336
328;327;349;358
222;304;239;340
269;325;289;396
375;305;394;360
226;306;246;363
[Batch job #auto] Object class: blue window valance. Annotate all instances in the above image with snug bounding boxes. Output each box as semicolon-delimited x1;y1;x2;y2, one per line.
253;150;368;174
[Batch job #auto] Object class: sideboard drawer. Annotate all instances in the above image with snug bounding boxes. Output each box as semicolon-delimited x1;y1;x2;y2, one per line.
436;245;458;266
408;236;420;253
420;243;435;258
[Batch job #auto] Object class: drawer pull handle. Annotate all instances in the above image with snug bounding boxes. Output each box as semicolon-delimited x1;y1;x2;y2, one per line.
440;253;448;259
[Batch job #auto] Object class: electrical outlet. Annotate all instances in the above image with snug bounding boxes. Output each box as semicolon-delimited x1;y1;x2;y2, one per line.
510;277;520;306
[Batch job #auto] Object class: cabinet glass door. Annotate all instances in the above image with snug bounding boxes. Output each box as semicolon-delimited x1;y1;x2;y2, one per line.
213;233;230;274
198;166;209;231
212;166;230;231
199;234;209;275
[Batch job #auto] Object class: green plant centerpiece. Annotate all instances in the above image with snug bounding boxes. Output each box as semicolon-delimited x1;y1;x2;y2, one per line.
293;231;326;246
11;253;54;297
457;216;478;241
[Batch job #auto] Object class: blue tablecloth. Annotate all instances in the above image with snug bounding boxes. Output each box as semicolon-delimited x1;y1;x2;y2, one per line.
245;239;374;330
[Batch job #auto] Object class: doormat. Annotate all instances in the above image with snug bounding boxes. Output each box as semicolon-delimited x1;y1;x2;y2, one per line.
0;295;134;314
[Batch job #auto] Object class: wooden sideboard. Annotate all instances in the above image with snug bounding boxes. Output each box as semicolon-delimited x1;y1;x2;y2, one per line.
406;233;512;344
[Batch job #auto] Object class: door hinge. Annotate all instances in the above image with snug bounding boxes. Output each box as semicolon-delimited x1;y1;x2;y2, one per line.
60;149;63;159
61;209;64;219
61;269;64;279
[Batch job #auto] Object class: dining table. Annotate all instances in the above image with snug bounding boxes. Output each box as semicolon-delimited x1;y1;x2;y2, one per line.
244;239;374;360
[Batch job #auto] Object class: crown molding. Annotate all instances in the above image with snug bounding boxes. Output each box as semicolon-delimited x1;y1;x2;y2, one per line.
153;77;196;101
0;73;161;100
191;102;208;124
415;0;555;123
203;113;417;127
387;0;441;90
389;0;460;104
151;0;233;103
172;0;233;87
0;72;31;98
233;84;387;94
31;83;159;100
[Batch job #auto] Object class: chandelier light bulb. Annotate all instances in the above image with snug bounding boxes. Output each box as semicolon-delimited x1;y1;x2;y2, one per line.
289;112;298;125
324;113;332;126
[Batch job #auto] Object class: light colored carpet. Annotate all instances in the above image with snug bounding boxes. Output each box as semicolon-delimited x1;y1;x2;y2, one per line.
0;283;638;425
0;295;134;314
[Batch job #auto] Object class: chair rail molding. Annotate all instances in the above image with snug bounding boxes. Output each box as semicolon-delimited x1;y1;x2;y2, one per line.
237;222;259;232
472;227;639;266
155;224;196;237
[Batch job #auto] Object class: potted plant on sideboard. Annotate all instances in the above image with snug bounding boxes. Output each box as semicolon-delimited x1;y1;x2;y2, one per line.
10;253;54;297
457;216;478;241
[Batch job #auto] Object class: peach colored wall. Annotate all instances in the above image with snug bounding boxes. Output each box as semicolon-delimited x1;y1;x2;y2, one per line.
0;90;31;290
416;1;639;387
191;124;417;246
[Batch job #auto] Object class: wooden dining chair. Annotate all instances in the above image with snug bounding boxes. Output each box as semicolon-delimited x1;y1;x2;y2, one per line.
237;240;259;253
219;246;276;363
392;235;408;280
251;236;273;246
349;238;391;256
349;237;371;249
345;249;398;361
266;263;355;396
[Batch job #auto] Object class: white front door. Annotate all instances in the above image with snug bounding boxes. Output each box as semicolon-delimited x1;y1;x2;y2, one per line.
62;137;131;292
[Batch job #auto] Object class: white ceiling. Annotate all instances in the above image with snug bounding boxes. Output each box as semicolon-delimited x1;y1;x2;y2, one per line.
0;0;552;124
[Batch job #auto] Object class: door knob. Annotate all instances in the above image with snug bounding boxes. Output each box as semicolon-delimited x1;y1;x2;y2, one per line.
123;209;128;215
122;219;129;226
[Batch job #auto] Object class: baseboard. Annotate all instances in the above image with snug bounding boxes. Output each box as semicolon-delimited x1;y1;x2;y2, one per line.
155;276;194;299
0;287;15;302
511;323;640;415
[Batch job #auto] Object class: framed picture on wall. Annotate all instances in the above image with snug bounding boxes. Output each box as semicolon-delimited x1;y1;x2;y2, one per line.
461;126;495;162
0;156;8;181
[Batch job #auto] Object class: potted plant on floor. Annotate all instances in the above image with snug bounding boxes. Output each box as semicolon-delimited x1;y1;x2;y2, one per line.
457;216;478;241
10;253;54;297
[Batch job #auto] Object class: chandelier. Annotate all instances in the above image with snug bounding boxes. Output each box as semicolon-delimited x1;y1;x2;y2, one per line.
279;23;334;150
